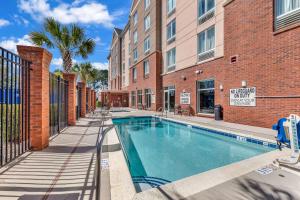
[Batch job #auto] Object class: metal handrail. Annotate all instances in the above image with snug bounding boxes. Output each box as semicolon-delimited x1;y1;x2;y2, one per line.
95;112;114;200
155;107;167;118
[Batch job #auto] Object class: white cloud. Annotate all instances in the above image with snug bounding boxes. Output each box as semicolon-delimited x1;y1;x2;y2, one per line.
13;15;29;26
18;0;114;27
0;35;33;53
0;19;10;27
52;58;63;66
92;62;108;70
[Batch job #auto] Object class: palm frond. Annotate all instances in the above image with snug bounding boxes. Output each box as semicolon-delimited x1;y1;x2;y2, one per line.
71;24;84;47
44;17;62;43
76;38;96;59
29;31;53;48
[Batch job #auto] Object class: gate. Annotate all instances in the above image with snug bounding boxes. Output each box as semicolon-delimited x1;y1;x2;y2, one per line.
0;47;30;166
76;84;82;120
49;73;68;137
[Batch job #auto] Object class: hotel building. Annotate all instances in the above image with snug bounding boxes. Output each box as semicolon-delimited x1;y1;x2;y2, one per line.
107;0;300;128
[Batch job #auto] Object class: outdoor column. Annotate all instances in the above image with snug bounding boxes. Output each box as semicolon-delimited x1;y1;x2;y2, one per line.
63;73;77;126
17;45;52;150
91;90;95;111
78;82;86;117
86;87;91;113
94;91;97;109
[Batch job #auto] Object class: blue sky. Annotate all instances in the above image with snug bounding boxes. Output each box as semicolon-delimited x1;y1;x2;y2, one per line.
0;0;131;72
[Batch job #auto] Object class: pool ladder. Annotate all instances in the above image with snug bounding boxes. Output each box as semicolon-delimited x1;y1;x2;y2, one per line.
155;107;168;118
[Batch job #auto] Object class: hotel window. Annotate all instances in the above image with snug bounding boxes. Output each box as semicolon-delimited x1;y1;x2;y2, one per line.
167;19;176;43
133;31;138;44
196;79;215;114
144;37;150;53
275;0;300;30
131;91;136;107
198;0;215;18
144;15;151;31
145;89;152;109
132;67;137;81
145;0;150;10
198;26;215;61
167;0;176;14
144;60;150;76
133;11;138;26
122;63;125;73
133;48;138;62
137;90;143;105
166;48;176;71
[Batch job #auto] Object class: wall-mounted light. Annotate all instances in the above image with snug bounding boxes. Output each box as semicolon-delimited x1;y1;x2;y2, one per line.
181;75;186;81
219;84;224;91
195;70;203;75
241;80;247;88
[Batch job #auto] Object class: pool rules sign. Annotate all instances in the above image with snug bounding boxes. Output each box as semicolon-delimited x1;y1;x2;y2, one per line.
230;87;256;107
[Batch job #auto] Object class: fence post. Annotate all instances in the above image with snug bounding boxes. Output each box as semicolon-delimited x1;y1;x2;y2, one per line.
17;45;52;150
86;87;91;113
91;90;94;111
63;73;76;125
78;82;86;117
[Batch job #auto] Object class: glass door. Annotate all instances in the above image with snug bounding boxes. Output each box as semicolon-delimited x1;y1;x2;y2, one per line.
164;90;169;111
164;86;176;112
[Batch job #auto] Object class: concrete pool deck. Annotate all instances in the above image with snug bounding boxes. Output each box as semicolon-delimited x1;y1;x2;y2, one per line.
104;108;299;200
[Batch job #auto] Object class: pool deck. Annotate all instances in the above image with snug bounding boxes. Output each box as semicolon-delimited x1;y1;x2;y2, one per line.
105;108;300;200
0;114;100;200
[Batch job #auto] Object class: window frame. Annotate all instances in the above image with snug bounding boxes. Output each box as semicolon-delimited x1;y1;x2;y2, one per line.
167;0;176;14
167;19;176;43
144;14;151;31
133;48;138;62
143;60;150;76
198;26;215;56
132;67;137;81
133;11;138;26
145;0;150;10
144;36;151;53
166;48;176;71
198;0;215;19
196;79;215;114
133;30;138;44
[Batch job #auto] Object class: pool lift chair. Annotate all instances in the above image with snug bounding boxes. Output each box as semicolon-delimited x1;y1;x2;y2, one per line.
273;114;300;165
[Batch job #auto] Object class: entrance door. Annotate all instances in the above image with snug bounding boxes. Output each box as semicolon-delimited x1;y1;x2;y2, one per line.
164;86;176;112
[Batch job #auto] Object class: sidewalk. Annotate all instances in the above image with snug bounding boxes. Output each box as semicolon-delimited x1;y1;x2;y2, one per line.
0;115;101;200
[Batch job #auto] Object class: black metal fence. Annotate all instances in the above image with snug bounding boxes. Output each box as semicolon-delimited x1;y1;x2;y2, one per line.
76;85;82;120
0;47;30;167
49;73;68;137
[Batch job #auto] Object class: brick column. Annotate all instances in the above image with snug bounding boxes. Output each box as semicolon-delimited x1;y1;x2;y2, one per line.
94;91;97;109
63;73;77;126
17;45;52;150
78;82;86;117
91;90;95;111
86;88;91;113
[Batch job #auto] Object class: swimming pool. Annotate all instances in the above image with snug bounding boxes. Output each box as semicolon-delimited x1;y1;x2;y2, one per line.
113;117;276;191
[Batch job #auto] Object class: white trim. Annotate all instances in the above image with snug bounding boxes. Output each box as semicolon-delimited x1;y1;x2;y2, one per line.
198;7;215;21
277;7;300;19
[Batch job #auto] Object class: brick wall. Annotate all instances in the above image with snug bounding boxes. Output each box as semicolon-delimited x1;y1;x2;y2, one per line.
223;0;300;127
128;51;163;111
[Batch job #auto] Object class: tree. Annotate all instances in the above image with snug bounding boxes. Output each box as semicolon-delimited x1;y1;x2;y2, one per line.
90;69;108;91
72;62;96;85
29;17;95;72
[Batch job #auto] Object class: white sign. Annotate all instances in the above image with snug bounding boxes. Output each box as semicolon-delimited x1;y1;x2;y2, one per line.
180;93;190;105
230;87;256;107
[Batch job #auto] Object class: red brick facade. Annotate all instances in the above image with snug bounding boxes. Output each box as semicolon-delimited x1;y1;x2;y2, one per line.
101;91;129;107
17;45;52;150
78;82;86;117
163;0;300;128
128;52;163;111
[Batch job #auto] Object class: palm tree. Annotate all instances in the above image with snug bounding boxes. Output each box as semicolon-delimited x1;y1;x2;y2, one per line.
72;62;97;86
29;17;96;72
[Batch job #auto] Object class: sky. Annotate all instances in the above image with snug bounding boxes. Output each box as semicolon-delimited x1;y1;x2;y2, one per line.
0;0;131;72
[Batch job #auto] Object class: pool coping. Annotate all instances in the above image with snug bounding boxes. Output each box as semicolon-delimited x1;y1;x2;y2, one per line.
109;115;291;200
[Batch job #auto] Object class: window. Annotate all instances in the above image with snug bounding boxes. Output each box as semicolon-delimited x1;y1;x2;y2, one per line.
133;11;138;26
144;15;151;31
131;91;136;107
133;31;138;44
198;0;215;18
167;48;176;71
122;75;125;85
122;63;125;73
133;48;138;61
132;67;137;81
275;0;300;17
145;0;150;10
144;37;150;53
197;79;214;114
145;89;152;109
144;60;150;76
167;19;176;42
198;26;215;55
128;43;131;52
167;0;176;14
137;90;143;105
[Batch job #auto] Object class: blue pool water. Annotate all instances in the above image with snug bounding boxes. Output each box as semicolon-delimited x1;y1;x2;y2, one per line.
113;117;275;189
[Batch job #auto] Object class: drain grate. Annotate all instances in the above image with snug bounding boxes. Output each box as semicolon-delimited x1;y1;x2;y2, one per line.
256;167;273;175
